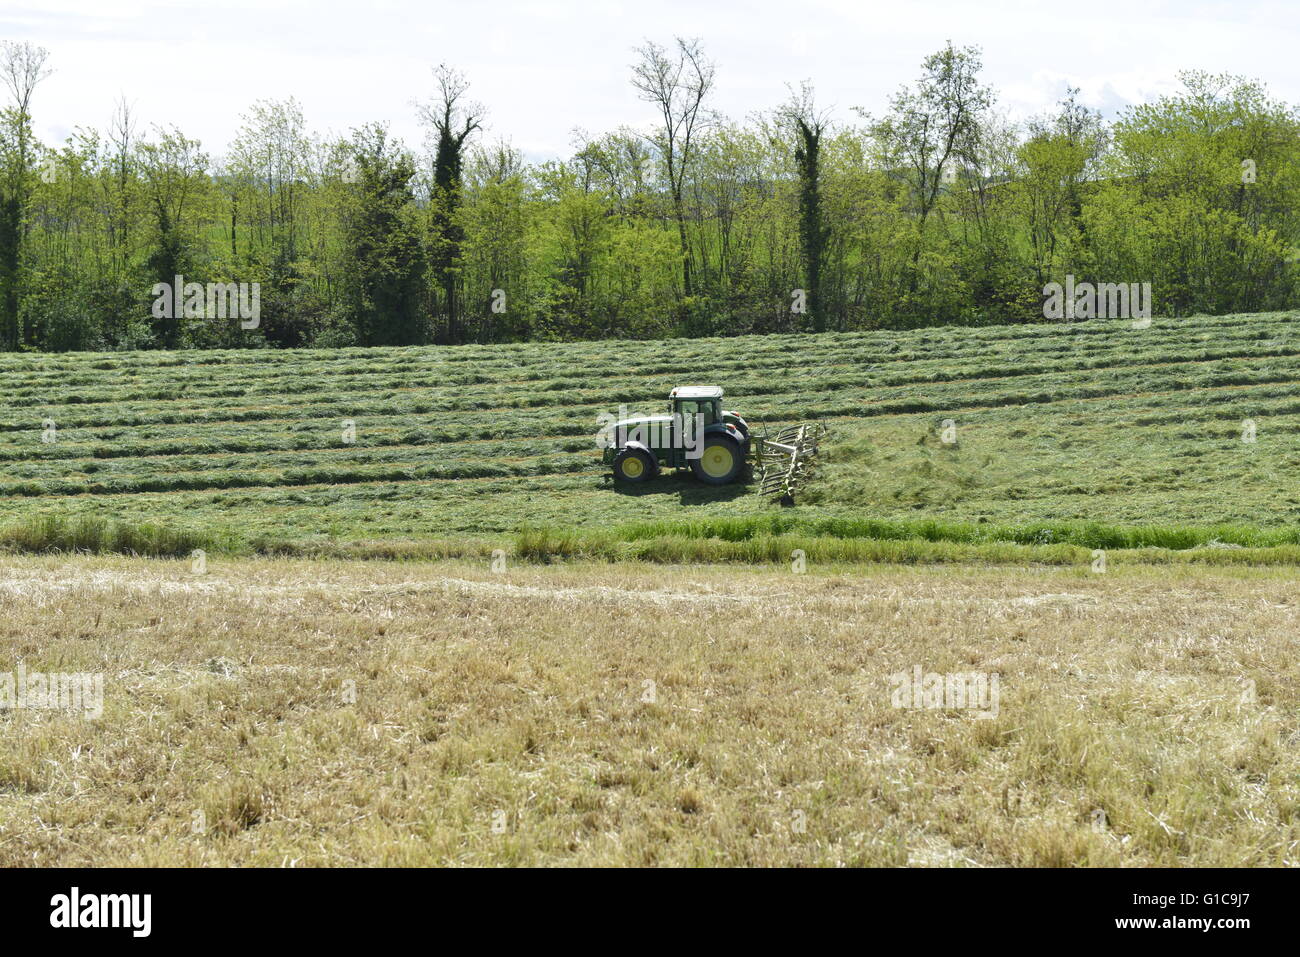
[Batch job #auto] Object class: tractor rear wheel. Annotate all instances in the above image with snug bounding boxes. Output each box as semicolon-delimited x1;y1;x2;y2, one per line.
612;447;656;483
690;434;743;486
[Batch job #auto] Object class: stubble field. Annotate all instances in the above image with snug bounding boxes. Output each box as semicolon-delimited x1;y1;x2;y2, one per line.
0;555;1295;866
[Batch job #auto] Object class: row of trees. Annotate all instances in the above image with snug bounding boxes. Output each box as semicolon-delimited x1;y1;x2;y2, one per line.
3;38;1299;351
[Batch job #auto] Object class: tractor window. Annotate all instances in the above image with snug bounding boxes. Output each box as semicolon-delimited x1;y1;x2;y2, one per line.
676;400;716;425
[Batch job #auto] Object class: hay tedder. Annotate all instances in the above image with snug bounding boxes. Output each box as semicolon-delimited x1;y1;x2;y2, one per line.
600;385;826;503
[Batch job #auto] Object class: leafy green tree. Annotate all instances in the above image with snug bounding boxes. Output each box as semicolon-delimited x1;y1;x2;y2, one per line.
336;124;425;346
421;65;483;344
1099;71;1300;314
461;141;529;341
0;40;50;349
781;83;831;332
227;98;313;345
138;127;209;348
631;37;715;302
860;41;993;316
2;44;1299;351
1014;88;1107;293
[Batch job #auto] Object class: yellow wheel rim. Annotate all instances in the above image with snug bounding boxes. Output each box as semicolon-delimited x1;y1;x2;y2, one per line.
621;455;644;478
700;444;734;478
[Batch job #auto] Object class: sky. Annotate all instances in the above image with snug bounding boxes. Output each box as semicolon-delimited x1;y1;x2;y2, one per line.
2;0;1297;163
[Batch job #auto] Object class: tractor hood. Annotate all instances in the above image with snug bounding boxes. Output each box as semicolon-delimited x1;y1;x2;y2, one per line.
596;412;711;459
597;414;673;447
613;414;673;429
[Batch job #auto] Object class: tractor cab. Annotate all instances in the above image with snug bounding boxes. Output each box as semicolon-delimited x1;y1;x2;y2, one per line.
669;385;722;427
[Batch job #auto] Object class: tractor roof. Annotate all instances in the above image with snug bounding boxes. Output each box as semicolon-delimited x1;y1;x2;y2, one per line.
670;385;724;400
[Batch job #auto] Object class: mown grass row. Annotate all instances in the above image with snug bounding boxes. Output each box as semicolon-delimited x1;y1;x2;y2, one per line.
0;435;595;478
28;374;1287;485
2;308;1291;379
8;355;1298;445
0;453;596;497
9;340;1299;416
1;313;1291;423
8;345;1299;445
7;366;1300;469
5;371;1294;512
5;326;1293;409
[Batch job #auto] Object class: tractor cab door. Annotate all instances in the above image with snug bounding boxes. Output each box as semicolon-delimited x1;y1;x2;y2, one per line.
671;399;715;466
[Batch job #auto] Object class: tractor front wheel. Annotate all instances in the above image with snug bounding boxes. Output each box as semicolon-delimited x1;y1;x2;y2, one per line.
612;447;657;483
690;435;743;486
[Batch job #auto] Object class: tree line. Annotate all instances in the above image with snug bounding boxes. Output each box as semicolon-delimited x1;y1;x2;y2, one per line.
2;38;1298;352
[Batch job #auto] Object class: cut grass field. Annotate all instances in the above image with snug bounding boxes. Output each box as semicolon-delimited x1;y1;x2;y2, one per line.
0;554;1295;866
2;310;1299;562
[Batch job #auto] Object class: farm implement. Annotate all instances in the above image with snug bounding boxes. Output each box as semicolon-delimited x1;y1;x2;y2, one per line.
753;421;827;504
600;385;826;502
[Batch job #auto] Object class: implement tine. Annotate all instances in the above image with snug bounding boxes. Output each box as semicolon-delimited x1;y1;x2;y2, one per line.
755;420;828;502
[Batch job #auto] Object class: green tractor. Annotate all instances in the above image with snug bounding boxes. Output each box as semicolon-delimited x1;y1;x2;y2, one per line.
600;386;825;498
602;386;750;485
